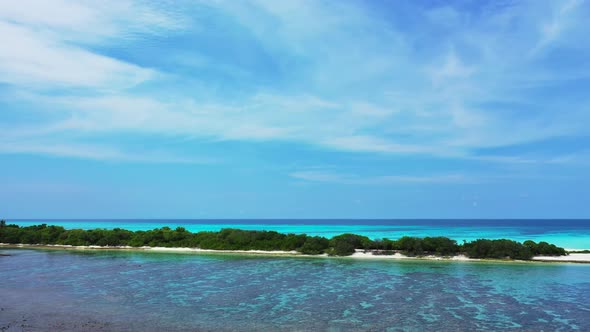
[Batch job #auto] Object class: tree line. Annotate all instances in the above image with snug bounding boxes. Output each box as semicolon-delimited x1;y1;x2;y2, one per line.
0;222;566;259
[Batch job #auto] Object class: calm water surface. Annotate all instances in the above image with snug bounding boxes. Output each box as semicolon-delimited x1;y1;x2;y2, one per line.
1;249;589;331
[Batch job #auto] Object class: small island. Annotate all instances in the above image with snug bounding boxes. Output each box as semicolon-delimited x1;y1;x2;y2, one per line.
0;222;569;261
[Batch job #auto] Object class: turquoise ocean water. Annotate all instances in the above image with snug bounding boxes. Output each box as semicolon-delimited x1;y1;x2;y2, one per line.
8;219;590;249
1;249;589;331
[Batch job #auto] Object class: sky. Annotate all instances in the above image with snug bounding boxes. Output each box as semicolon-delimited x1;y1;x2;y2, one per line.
1;0;589;219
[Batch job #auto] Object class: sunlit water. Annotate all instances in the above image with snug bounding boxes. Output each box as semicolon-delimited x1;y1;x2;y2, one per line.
1;249;589;331
9;219;590;249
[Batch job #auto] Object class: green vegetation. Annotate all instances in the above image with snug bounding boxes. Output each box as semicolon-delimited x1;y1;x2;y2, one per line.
523;240;567;256
328;234;373;256
0;223;567;260
390;236;460;256
567;249;590;254
463;239;534;260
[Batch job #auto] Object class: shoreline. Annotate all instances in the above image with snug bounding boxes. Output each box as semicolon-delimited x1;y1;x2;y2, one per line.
2;243;590;264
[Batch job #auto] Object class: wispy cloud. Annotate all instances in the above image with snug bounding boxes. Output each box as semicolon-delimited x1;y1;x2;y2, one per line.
530;0;583;55
0;0;183;90
0;0;589;168
0;20;153;89
0;140;215;164
290;170;469;185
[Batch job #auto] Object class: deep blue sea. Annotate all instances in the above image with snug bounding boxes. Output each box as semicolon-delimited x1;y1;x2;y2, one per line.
1;249;589;331
9;219;590;249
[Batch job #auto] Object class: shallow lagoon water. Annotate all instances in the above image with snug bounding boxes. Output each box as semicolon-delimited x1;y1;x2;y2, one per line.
1;249;589;331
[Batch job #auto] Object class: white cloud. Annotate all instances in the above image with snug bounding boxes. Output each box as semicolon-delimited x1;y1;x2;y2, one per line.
530;0;583;54
0;0;182;90
0;140;214;164
290;170;469;185
0;0;102;32
0;0;588;167
16;92;439;156
428;52;475;86
320;135;432;154
0;21;153;89
0;0;185;38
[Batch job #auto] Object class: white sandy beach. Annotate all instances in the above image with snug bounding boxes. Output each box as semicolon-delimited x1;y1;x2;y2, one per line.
2;243;590;263
348;250;474;261
146;246;300;255
532;253;590;262
0;243;304;256
349;250;590;263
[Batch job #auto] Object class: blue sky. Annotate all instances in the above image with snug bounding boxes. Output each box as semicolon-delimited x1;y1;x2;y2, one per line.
1;0;589;218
